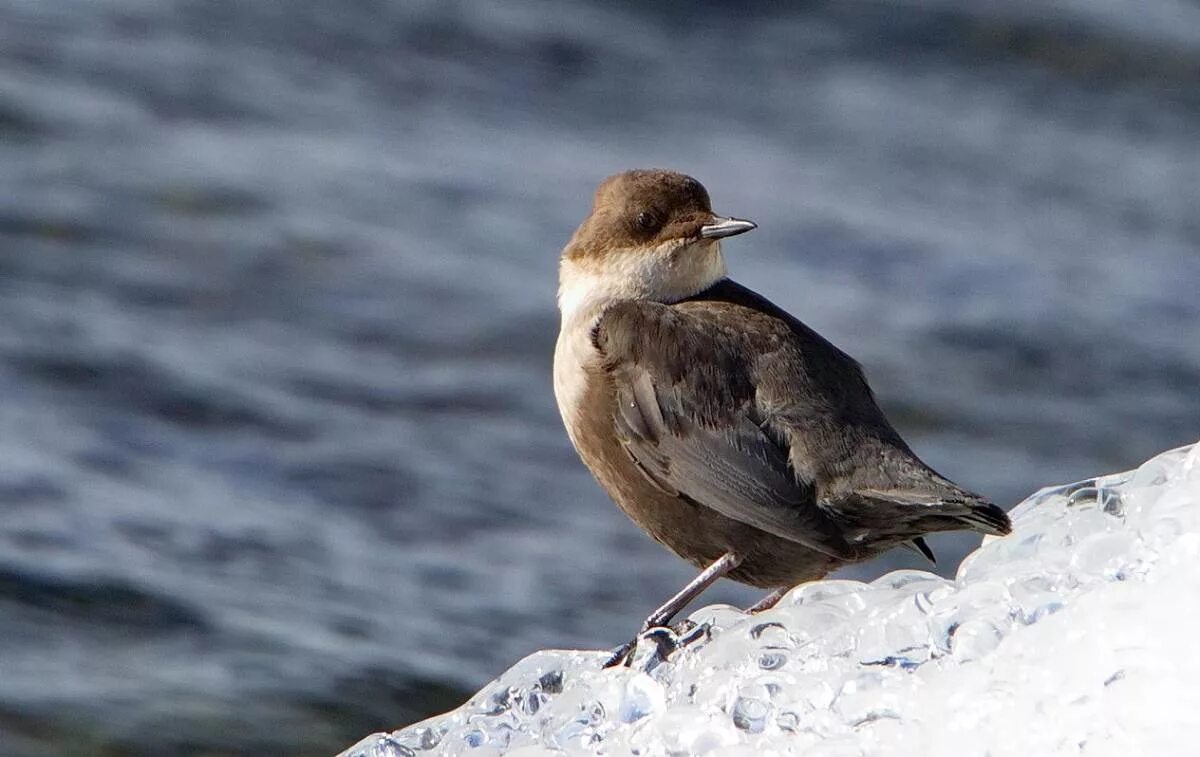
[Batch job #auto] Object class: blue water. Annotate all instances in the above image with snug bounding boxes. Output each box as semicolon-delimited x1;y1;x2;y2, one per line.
1;1;1198;754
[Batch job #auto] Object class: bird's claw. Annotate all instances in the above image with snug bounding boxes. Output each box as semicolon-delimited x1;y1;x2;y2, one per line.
601;620;710;670
602;638;637;669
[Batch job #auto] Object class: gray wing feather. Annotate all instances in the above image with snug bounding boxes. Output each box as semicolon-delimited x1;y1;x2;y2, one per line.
596;286;1011;548
599;305;855;559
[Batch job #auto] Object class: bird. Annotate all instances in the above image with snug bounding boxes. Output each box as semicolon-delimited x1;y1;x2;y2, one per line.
552;169;1011;667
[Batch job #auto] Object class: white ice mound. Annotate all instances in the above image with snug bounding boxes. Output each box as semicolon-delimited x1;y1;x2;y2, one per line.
344;442;1200;756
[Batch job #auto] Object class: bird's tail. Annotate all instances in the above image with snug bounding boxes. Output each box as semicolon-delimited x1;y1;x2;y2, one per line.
829;487;1013;540
954;498;1012;536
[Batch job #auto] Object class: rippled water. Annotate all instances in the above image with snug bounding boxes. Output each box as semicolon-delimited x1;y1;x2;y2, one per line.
1;1;1198;754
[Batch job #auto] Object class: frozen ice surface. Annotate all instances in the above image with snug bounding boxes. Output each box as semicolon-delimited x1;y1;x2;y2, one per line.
343;442;1200;756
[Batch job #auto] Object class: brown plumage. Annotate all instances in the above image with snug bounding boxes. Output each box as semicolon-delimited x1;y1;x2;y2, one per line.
552;169;1010;665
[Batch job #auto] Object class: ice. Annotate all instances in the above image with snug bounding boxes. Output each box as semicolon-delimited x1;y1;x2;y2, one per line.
342;442;1200;757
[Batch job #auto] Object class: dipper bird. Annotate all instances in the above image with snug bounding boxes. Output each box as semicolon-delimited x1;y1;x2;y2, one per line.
553;169;1010;666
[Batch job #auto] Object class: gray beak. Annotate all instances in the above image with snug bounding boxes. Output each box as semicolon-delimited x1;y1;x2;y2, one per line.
699;216;757;239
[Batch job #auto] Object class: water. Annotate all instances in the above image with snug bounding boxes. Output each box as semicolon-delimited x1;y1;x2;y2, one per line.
1;1;1198;754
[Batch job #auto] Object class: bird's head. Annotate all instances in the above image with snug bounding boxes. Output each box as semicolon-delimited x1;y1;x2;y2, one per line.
558;169;755;320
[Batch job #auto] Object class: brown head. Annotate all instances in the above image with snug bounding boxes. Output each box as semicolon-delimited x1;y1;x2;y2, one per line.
558;169;755;318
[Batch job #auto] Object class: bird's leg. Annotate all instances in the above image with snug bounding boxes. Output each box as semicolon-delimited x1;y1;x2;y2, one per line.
603;552;743;669
745;586;789;614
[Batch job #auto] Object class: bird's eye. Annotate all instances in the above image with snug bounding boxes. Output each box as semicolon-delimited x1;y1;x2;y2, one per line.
636;211;659;232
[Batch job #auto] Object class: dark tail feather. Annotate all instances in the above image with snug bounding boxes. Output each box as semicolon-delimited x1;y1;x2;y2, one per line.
901;536;937;565
836;487;1013;539
958;500;1012;536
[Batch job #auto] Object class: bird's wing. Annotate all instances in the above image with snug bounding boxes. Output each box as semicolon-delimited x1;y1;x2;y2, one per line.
592;299;856;559
668;280;1013;540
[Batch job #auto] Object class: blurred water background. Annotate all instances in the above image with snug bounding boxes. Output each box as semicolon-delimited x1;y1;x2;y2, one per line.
1;0;1198;754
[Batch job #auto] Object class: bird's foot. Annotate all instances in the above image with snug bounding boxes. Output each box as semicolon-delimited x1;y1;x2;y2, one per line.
602;637;637;669
602;620;709;670
745;587;789;614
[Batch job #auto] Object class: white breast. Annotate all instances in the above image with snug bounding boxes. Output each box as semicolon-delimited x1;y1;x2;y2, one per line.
553;317;599;449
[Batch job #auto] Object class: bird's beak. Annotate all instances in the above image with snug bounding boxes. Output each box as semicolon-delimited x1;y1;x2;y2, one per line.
699;216;757;239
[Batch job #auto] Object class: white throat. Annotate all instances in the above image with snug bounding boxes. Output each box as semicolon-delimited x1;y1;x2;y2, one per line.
556;241;726;327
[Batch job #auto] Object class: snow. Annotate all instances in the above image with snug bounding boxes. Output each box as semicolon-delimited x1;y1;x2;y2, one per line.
342;442;1200;756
